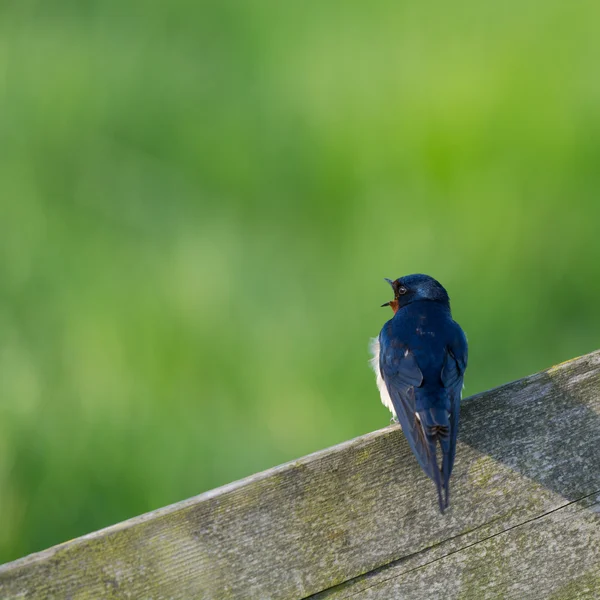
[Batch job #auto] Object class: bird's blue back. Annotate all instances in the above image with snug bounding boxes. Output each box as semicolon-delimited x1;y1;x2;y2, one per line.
383;301;459;407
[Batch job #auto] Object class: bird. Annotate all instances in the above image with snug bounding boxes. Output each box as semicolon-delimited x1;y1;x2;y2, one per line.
370;274;468;513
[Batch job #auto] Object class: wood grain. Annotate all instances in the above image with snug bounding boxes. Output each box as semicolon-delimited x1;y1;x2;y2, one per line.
313;494;600;599
1;350;599;600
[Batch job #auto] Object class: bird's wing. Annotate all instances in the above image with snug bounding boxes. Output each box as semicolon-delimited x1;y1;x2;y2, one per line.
440;325;469;487
378;333;439;481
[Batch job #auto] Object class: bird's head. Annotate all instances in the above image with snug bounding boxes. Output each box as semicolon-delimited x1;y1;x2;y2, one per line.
381;274;450;313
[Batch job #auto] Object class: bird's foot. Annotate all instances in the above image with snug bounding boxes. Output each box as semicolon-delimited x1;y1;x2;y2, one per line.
390;416;399;425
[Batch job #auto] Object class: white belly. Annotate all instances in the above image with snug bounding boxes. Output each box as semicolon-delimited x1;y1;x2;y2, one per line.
369;337;396;416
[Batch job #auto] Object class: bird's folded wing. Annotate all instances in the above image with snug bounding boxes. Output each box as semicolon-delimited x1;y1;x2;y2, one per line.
441;327;468;480
378;340;437;480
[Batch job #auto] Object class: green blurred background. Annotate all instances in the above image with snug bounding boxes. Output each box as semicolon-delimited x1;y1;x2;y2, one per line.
2;0;600;564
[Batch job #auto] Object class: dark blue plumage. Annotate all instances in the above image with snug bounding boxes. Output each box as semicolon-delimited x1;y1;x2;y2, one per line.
374;274;468;513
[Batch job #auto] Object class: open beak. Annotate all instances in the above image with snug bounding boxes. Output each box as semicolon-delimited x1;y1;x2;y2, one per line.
382;278;395;307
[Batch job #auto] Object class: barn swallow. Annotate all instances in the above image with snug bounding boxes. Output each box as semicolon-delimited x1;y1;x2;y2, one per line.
370;274;468;513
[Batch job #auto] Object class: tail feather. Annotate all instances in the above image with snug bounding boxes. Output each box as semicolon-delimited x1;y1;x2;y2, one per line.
431;441;445;514
442;443;451;509
419;408;452;514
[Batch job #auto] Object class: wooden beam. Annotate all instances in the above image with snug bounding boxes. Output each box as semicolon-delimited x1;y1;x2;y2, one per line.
313;493;600;599
1;351;600;600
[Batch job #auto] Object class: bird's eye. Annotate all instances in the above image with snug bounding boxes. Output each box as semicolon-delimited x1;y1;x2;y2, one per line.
398;286;408;295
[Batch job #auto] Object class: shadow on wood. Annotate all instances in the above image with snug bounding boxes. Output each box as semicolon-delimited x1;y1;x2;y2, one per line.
1;351;599;599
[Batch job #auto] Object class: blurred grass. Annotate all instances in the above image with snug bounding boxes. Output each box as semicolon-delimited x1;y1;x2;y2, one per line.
1;0;600;563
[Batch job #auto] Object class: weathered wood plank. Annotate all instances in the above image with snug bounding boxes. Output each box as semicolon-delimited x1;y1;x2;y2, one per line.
313;494;600;599
1;350;599;600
